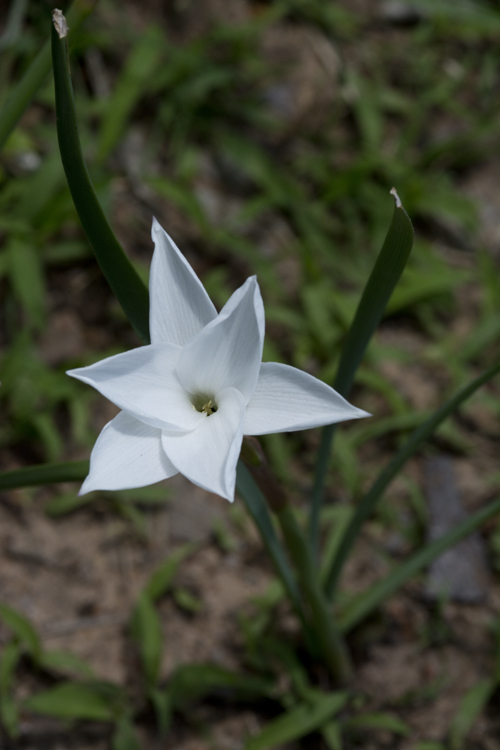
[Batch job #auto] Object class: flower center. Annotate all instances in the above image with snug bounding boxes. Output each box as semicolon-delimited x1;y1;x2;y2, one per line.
192;394;218;416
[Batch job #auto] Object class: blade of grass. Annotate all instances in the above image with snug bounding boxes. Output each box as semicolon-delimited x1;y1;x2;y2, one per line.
51;11;150;343
0;0;95;152
310;190;414;552
325;358;500;599
0;460;88;490
339;494;500;632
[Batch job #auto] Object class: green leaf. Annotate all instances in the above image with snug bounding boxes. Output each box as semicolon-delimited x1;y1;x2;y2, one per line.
0;0;96;153
51;14;150;343
24;682;118;721
6;236;46;330
325;357;500;599
169;663;272;710
173;587;203;614
0;640;21;694
147;177;208;229
114;498;148;538
145;543;197;601
244;691;349;750
386;264;471;314
320;506;354;588
112;716;141;750
339;495;500;632
321;720;343;750
275;504;352;682
0;692;18;738
0;460;88;491
346;712;409;735
130;592;163;688
310;189;414;551
449;679;495;750
15;153;66;222
45;491;94;517
149;687;172;737
39;650;95;678
236;462;305;628
0;604;42;662
97;26;165;162
0;641;21;737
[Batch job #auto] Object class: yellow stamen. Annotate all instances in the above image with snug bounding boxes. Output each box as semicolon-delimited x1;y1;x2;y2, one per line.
201;400;217;415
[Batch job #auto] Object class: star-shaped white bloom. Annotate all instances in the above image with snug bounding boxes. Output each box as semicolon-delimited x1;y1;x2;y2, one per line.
68;219;369;501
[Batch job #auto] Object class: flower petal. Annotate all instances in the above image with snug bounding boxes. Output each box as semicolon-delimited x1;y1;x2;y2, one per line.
176;276;265;404
150;218;217;346
67;344;205;433
161;387;245;501
244;362;370;435
80;411;177;494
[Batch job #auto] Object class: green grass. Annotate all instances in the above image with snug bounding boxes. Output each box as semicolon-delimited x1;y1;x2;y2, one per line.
2;0;500;746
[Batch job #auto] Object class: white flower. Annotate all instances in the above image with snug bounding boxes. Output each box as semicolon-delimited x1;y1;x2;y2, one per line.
68;219;368;501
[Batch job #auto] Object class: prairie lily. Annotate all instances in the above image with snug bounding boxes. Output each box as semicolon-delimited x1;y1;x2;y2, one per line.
68;219;368;501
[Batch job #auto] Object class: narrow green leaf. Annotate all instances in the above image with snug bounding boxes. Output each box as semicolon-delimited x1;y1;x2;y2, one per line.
45;491;94;517
320;506;354;588
15;153;66;222
112;716;141;750
149;687;172;737
97;26;164;162
0;641;22;735
244;691;349;750
236;462;305;626
169;663;272;710
0;604;42;662
24;682;117;721
0;459;88;491
144;543;197;601
276;504;352;682
173;587;203;614
39;650;95;678
130;592;163;688
345;712;409;735
51;14;150;343
449;679;495;750
0;0;29;54
0;692;19;738
0;0;96;152
322;720;342;750
6;236;46;330
114;498;148;538
325;358;500;599
310;190;414;550
0;640;21;695
339;495;500;632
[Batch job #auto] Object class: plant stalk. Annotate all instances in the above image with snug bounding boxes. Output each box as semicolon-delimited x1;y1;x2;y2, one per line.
276;504;353;683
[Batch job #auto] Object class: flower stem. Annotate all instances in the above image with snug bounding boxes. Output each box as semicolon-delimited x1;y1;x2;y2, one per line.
275;504;353;684
241;437;352;682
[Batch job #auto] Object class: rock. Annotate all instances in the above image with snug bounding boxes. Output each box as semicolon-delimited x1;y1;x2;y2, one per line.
424;455;490;603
